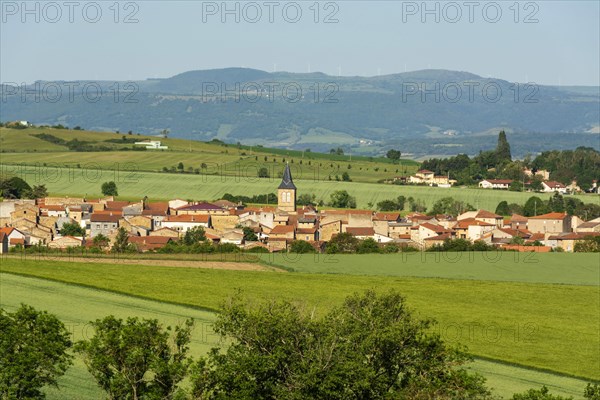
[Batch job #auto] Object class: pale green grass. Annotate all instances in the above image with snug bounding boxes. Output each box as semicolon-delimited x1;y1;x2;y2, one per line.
0;273;217;400
1;259;597;380
1;273;594;400
1;164;561;210
260;253;600;285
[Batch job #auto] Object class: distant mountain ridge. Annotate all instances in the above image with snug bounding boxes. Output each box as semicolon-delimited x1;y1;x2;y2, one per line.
1;68;598;158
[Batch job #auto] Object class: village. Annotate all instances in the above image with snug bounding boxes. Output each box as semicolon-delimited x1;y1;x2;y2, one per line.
0;164;599;254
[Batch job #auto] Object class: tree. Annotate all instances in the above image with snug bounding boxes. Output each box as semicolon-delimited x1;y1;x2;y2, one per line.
495;200;511;216
112;227;130;253
26;184;48;199
509;180;523;192
60;221;85;237
495;130;512;165
529;176;544;192
242;227;258;242
297;193;316;206
341;171;351;182
190;290;492;399
257;167;269;178
429;197;475;216
356;237;380;253
574;236;600;252
0;176;31;199
182;226;207;245
548;192;565;212
75;316;193;400
161;129;170;139
328;190;356;209
101;181;118;196
386;149;402;161
512;386;572;399
177;162;184;173
326;232;359;253
0;304;73;399
92;234;110;250
289;240;316;253
523;196;548;217
584;383;600;400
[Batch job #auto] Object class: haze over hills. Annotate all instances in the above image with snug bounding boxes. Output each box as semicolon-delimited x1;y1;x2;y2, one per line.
1;68;598;158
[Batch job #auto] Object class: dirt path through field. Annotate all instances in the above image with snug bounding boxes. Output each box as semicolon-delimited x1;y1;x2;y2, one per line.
2;255;282;272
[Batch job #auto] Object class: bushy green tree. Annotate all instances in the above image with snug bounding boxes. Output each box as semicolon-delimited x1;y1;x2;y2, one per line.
182;226;207;245
59;221;85;237
512;386;572;399
0;176;32;199
75;316;193;400
386;149;401;161
495;130;512;164
190;290;492;400
495;201;511;216
241;227;258;242
523;196;548;217
0;305;73;399
100;181;118;196
429;197;475;216
356;237;380;253
328;190;356;209
289;240;316;253
326;232;359;253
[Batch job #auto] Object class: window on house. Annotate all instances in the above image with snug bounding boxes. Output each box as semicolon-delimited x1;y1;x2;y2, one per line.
104;224;108;229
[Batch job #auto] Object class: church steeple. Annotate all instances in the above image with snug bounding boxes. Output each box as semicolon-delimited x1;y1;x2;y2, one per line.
277;163;296;212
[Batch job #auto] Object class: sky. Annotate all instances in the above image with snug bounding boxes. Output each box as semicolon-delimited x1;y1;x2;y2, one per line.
1;1;599;86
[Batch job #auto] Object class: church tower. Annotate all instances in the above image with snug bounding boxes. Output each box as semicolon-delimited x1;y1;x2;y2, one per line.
277;164;296;212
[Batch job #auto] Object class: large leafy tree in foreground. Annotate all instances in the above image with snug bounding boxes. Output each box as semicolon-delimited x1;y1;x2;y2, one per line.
191;290;492;399
75;316;193;400
0;305;73;399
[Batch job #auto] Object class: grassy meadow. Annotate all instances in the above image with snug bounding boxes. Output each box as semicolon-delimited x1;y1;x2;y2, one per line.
0;127;419;184
260;252;600;285
1;163;557;210
1;272;593;399
1;257;597;382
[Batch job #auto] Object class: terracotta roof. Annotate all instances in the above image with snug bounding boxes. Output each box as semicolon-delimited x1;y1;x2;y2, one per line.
128;236;173;250
424;233;452;241
0;227;15;236
454;218;496;228
270;225;295;234
548;232;600;240
502;245;551;252
496;227;531;238
476;210;502;219
544;181;566;189
529;212;568;220
420;223;452;233
43;205;66;211
296;227;317;234
346;227;375;236
0;232;5;242
510;214;528;222
90;213;120;223
417;169;434;174
165;214;210;223
373;213;400;221
106;201;130;210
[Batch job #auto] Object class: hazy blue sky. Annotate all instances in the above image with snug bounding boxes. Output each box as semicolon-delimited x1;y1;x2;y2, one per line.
1;1;599;85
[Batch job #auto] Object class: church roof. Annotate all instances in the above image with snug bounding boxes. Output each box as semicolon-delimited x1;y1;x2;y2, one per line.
278;164;296;190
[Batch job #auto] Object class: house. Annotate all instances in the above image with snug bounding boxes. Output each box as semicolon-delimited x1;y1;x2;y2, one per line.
546;232;600;252
268;225;295;241
162;214;210;232
149;227;180;238
508;214;528;230
134;140;168;150
542;181;567;194
0;232;8;253
220;229;244;245
345;227;375;240
478;179;513;189
575;220;600;233
458;210;503;227
90;213;120;237
524;168;550;180
408;170;456;186
527;212;571;234
48;236;83;249
423;233;453;248
417;223;454;244
319;219;342;242
176;202;227;215
453;218;496;241
296;227;318;242
0;227;28;247
128;236;173;251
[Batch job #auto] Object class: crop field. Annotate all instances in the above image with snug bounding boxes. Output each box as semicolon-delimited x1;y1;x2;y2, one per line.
1;272;592;399
0;127;419;184
260;252;600;285
1;258;597;384
1;163;559;210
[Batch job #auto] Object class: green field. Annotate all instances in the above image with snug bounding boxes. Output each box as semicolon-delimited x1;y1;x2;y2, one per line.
1;258;597;383
0;127;419;184
260;252;600;285
2;163;560;210
0;272;592;400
